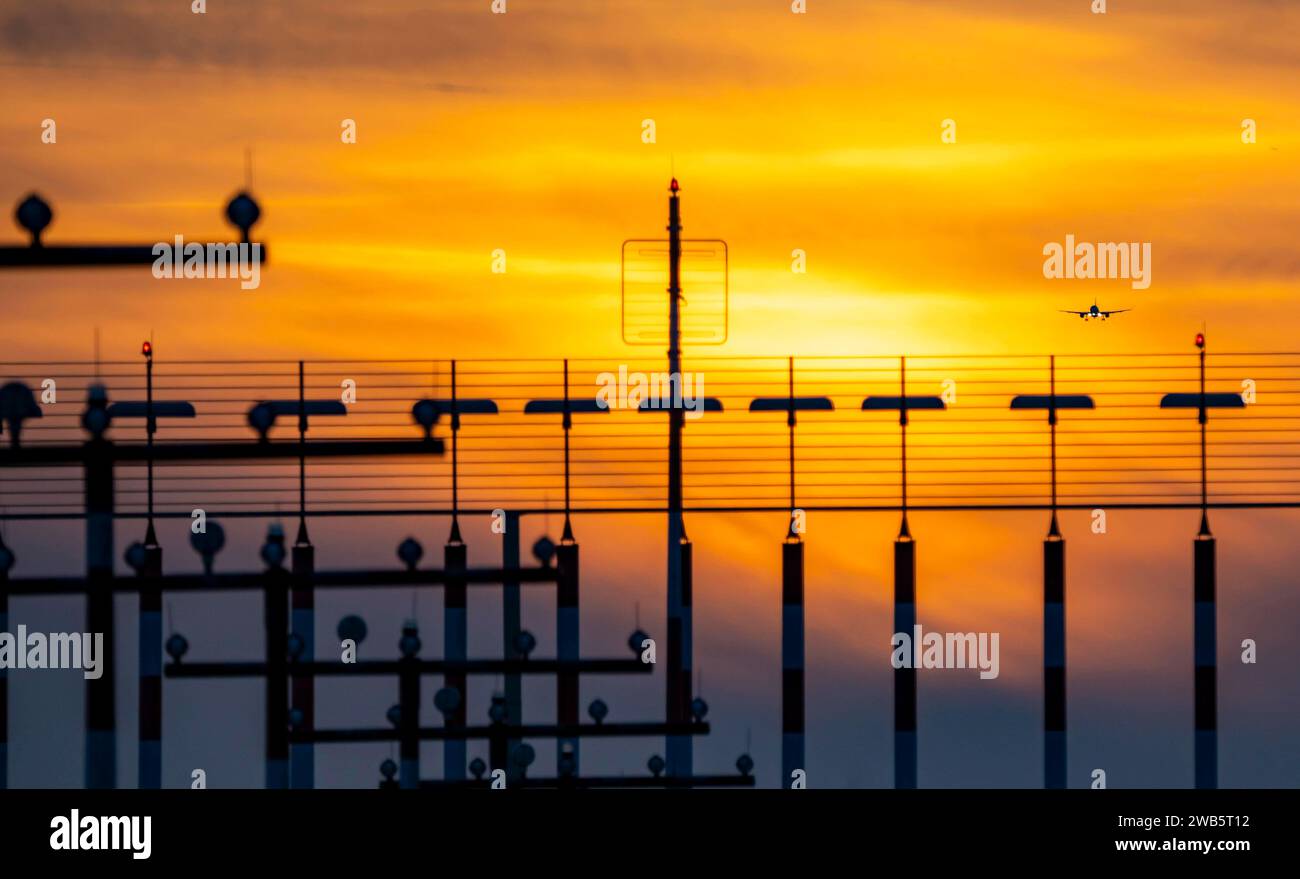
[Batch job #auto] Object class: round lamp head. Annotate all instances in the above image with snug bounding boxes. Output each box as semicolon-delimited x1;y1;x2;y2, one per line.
190;521;226;560
15;193;52;243
531;535;556;566
398;620;422;657
165;633;189;662
512;743;536;770
247;403;275;440
397;537;424;570
225;191;261;239
434;686;461;716
337;614;368;644
513;629;537;657
124;541;147;573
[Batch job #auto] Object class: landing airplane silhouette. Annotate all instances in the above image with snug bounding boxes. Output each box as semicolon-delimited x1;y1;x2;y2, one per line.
1061;300;1130;321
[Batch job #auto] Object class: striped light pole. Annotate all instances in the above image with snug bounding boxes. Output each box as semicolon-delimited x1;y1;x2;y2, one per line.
0;381;43;790
397;619;421;788
863;358;946;789
1192;334;1217;791
137;540;163;789
556;360;580;778
556;541;580;779
443;538;468;781
413;366;499;783
502;510;523;777
83;384;115;789
262;524;291;789
138;341;163;789
249;389;348;790
443;360;469;782
1159;332;1243;789
105;346;196;789
523;364;610;777
750;358;833;788
290;361;316;789
1011;357;1095;789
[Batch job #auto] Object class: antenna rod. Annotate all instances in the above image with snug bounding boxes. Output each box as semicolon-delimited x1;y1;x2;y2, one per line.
1049;355;1059;536
787;356;796;525
665;177;690;778
561;359;573;542
1200;342;1208;520
144;340;156;546
899;355;909;536
296;360;308;545
449;360;461;543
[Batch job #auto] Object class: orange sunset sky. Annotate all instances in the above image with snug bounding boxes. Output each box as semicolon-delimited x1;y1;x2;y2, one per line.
2;1;1298;788
1;0;1298;360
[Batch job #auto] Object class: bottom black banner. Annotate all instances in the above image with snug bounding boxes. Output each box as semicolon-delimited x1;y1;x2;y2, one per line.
0;788;1288;865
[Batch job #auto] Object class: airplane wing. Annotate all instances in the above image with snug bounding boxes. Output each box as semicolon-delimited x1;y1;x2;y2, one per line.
1059;310;1087;316
1100;309;1131;316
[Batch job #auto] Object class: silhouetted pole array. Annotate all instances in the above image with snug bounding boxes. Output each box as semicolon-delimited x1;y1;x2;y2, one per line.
6;505;697;790
4;336;1272;790
153;533;579;789
1011;358;1095;788
155;531;697;791
0;386;443;788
